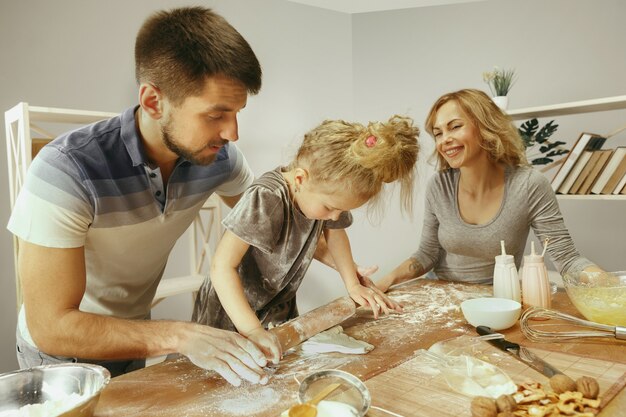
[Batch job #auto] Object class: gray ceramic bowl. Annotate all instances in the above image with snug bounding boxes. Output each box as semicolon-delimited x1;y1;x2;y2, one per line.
0;363;110;416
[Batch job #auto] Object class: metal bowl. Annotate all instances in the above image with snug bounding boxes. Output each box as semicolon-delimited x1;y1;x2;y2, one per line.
0;363;110;416
298;369;370;417
563;270;626;326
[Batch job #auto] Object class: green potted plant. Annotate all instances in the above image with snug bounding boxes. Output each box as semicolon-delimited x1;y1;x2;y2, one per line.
518;118;569;168
483;67;516;109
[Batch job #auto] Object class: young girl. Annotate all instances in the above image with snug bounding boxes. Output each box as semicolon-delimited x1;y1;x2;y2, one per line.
192;115;420;363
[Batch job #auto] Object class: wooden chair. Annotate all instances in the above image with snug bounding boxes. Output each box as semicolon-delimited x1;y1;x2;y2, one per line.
5;102;220;312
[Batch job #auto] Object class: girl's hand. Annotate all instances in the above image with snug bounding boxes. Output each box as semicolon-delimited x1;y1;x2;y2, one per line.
357;265;403;310
244;327;282;365
347;283;402;319
357;271;403;312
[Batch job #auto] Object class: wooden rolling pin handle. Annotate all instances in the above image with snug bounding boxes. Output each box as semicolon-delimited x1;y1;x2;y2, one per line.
269;296;357;351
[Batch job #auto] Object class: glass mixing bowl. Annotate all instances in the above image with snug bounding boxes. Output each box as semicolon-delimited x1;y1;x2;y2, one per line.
562;270;626;326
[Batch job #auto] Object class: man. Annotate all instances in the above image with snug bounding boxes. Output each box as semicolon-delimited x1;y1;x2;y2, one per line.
8;6;270;386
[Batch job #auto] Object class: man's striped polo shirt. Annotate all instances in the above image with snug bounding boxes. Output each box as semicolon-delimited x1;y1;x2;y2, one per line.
8;106;254;346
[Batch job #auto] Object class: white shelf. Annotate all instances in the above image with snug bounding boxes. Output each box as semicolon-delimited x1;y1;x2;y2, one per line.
513;95;626;202
556;194;626;201
508;95;626;120
27;105;118;124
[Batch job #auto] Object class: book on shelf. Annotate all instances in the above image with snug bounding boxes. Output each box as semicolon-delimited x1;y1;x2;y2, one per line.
590;147;626;194
568;150;603;194
601;154;626;194
557;150;593;194
620;183;626;195
576;149;613;194
551;133;606;192
613;170;626;195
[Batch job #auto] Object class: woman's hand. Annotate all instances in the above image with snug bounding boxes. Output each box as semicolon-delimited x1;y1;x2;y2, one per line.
374;274;395;293
346;283;402;319
375;258;426;293
244;327;282;365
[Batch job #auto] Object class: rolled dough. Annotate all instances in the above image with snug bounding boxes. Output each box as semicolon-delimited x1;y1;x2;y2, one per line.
300;326;374;355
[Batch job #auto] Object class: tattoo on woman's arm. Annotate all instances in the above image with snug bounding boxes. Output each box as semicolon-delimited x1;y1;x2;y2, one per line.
408;260;423;277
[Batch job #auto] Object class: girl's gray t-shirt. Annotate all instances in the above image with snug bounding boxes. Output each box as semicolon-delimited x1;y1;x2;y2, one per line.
412;166;593;283
192;167;352;330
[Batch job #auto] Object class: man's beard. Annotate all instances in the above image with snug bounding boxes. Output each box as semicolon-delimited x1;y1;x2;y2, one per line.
161;121;225;166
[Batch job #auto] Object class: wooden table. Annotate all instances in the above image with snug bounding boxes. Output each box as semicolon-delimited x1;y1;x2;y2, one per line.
94;280;625;416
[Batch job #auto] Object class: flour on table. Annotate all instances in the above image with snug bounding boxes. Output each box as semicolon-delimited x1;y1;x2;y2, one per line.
0;392;85;417
300;326;373;355
216;386;280;414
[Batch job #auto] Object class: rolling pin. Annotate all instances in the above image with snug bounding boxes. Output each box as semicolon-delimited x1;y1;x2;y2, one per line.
269;296;356;351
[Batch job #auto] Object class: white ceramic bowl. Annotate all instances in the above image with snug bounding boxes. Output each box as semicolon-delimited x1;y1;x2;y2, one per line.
461;297;522;330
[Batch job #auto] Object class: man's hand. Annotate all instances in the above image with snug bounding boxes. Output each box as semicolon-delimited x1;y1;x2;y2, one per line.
178;324;269;387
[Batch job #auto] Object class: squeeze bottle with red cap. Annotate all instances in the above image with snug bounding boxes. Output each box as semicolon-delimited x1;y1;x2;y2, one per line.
493;240;521;302
520;240;551;309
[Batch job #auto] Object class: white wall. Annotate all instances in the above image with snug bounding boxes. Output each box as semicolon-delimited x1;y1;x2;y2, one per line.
1;0;624;374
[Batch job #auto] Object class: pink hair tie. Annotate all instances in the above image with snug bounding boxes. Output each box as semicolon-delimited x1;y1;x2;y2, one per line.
365;135;377;148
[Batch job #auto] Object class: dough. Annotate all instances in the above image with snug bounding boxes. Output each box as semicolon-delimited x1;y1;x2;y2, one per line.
300;326;373;355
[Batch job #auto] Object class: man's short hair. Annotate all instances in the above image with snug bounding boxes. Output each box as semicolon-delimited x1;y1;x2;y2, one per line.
135;6;262;103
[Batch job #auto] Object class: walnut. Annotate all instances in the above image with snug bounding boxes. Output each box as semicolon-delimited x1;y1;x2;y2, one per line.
496;394;517;412
549;374;577;394
471;396;498;417
576;376;600;399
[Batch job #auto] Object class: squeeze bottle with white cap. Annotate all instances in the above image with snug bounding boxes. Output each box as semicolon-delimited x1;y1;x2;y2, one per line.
520;240;551;309
493;240;521;302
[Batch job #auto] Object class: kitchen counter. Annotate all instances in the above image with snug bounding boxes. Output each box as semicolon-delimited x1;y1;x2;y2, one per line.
94;280;625;416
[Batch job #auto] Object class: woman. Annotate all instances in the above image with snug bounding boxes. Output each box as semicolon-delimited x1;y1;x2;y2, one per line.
378;89;601;291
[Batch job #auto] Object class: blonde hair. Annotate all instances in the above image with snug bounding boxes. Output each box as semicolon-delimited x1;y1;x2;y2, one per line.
290;115;420;215
424;89;528;170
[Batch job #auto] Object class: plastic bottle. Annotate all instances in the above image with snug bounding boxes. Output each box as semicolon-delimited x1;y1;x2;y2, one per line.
520;240;551;309
493;240;521;303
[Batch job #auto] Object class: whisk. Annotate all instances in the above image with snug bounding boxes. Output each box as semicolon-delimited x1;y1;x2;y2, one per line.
520;306;626;342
